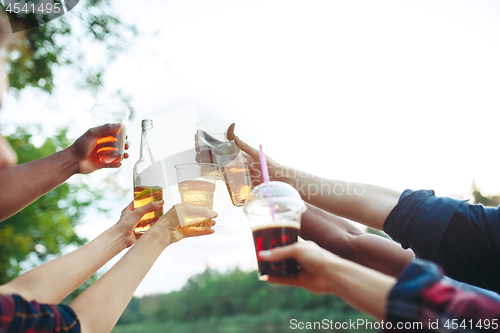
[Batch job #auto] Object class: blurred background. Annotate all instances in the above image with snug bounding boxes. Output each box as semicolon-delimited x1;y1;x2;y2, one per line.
0;0;499;332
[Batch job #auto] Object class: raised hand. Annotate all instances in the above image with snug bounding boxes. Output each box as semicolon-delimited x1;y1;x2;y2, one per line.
112;200;165;248
233;136;282;187
260;241;340;294
70;123;130;174
153;203;217;244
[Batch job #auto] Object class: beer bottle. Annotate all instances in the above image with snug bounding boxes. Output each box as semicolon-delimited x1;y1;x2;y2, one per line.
132;119;163;234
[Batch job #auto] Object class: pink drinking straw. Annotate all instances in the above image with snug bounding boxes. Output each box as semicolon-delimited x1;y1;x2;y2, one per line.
259;145;276;221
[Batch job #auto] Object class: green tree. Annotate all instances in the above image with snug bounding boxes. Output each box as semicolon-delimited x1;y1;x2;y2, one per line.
1;0;136;109
472;182;500;207
0;126;107;284
118;267;366;326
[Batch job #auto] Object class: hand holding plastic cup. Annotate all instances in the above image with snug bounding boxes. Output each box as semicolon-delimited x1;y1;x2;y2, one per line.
244;181;306;281
90;103;130;164
212;141;253;207
175;163;218;231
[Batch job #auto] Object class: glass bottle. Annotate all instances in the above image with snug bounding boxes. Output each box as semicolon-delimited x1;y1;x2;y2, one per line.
132;119;163;234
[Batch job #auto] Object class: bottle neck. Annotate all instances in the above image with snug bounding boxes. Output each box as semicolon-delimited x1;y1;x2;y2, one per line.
139;127;155;164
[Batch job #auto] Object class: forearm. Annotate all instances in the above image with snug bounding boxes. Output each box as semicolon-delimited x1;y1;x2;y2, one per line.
347;233;414;277
299;203;360;258
70;228;170;333
278;166;401;229
300;203;414;277
0;227;125;303
328;257;396;320
0;147;79;222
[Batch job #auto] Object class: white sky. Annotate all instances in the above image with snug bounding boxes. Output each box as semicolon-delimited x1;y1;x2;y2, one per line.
1;0;500;296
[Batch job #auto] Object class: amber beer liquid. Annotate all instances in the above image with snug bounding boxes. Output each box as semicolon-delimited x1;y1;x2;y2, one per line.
222;166;252;207
178;180;215;230
94;126;126;164
133;186;163;234
252;222;300;280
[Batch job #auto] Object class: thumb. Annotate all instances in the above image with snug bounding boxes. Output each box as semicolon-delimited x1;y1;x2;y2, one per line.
227;123;236;141
259;243;299;262
234;136;259;160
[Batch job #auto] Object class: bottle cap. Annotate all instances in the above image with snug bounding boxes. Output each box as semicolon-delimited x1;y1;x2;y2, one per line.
141;119;153;129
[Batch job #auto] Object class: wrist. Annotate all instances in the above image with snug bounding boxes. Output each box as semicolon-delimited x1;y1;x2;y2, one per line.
65;144;83;175
319;256;353;295
102;227;130;254
107;225;132;252
144;225;172;249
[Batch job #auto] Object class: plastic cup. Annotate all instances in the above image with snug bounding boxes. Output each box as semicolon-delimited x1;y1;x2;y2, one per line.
243;181;307;281
175;163;218;230
90;103;130;164
196;119;229;180
197;119;230;149
212;141;252;207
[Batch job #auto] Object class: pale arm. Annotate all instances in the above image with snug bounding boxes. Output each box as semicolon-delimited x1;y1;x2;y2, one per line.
0;201;162;304
330;258;396;320
233;136;401;230
260;241;397;320
71;227;168;333
70;204;217;333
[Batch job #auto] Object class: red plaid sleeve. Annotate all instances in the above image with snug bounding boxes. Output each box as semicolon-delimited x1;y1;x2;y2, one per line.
0;293;80;333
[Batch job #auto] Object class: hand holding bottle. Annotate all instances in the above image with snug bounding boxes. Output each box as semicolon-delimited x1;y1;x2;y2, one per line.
133;119;163;234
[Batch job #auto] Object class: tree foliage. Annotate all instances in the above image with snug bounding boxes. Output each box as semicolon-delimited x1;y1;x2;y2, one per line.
117;268;365;326
472;182;500;207
1;0;137;96
0;127;106;284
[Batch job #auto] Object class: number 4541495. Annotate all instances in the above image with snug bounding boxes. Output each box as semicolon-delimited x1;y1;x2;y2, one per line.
5;2;62;14
444;319;498;330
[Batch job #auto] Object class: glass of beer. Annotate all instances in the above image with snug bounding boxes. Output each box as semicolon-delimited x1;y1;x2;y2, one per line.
90;103;130;164
243;181;307;281
212;141;252;207
175;163;218;230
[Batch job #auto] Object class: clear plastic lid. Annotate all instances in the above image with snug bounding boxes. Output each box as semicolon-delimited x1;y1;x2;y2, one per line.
243;181;306;217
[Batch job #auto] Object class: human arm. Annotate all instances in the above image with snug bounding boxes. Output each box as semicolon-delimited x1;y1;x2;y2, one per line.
0;200;161;304
259;241;396;320
261;243;500;330
385;189;500;294
0;294;80;333
70;204;217;333
231;133;401;230
300;203;414;277
0;124;129;222
385;259;500;332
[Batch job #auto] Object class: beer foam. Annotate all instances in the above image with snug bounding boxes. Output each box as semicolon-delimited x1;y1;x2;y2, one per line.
250;220;300;231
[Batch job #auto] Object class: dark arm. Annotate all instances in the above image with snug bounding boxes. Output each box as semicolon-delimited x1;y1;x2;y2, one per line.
0;124;128;222
300;203;414;277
